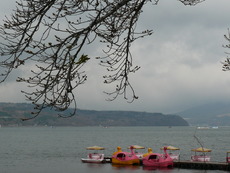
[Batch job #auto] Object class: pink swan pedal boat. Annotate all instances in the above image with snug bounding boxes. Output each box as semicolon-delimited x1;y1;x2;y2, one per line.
160;146;180;161
226;151;230;163
128;145;145;159
191;147;212;162
81;146;106;163
142;147;173;168
112;145;143;165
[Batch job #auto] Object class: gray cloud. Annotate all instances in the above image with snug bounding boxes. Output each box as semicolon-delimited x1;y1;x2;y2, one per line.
1;0;230;114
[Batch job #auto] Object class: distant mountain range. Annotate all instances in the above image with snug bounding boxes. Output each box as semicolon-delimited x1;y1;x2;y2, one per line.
4;102;230;127
0;102;188;126
176;102;230;126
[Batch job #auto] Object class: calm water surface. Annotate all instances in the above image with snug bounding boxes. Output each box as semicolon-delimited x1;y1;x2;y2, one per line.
0;126;229;173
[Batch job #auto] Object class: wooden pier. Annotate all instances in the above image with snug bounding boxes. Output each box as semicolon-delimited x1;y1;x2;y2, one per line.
104;157;230;171
174;160;230;171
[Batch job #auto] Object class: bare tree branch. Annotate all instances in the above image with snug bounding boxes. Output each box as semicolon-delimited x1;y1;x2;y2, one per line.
0;0;204;120
222;29;230;72
179;0;205;6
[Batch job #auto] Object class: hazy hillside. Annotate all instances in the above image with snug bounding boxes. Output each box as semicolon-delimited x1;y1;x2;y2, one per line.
176;102;230;126
0;102;188;126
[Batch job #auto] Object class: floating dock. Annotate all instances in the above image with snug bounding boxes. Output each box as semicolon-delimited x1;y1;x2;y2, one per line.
104;157;230;171
174;160;230;171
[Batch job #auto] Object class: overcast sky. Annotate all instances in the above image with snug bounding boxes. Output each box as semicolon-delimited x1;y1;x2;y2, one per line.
0;0;230;114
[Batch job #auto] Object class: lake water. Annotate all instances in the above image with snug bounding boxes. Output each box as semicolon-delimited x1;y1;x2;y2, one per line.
0;126;229;173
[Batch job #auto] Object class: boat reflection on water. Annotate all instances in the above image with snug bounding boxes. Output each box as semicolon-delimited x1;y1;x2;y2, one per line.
142;166;173;172
112;164;173;171
84;162;105;169
111;164;141;170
